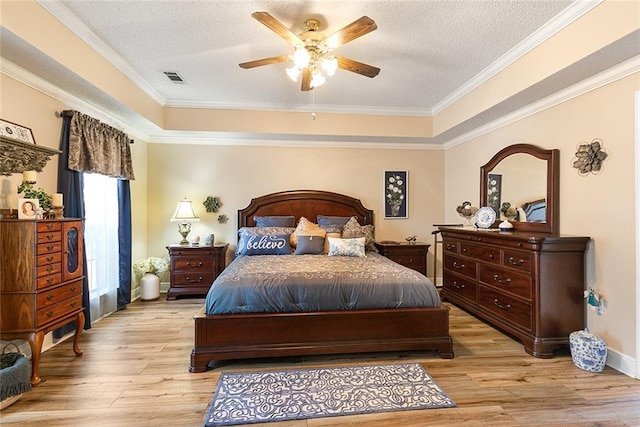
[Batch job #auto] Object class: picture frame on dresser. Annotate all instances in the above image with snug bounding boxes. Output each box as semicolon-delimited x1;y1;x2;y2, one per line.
384;170;408;219
17;198;39;219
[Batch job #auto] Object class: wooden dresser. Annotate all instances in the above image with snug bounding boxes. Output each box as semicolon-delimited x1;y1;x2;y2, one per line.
439;226;589;358
166;244;228;300
374;241;430;276
0;219;85;384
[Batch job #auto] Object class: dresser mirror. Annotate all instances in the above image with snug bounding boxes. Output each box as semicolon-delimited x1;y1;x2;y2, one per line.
480;143;559;234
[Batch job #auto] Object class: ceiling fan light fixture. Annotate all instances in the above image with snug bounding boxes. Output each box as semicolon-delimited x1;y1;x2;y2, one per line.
286;66;301;82
310;71;326;88
321;56;338;76
293;48;310;68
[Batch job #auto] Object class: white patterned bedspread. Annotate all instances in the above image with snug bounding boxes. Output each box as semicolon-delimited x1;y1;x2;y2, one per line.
205;253;440;314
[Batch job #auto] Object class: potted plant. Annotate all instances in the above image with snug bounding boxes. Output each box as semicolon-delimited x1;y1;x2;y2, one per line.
133;257;169;301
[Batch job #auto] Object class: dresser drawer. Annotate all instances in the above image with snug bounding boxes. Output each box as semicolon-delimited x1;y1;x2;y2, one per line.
37;222;62;233
172;272;214;287
502;249;532;273
479;264;532;300
36;262;62;278
443;240;458;254
36;295;83;327
443;254;476;280
443;272;477;303
36;273;62;290
37;252;62;266
38;241;63;255
479;285;532;331
37;281;83;309
37;230;61;244
174;257;214;271
459;242;500;264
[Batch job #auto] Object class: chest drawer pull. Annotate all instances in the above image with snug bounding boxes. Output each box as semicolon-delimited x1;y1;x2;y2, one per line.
493;275;511;285
445;243;455;250
47;277;54;285
71;301;77;308
46;295;54;301
453;281;465;290
186;276;203;283
187;261;204;267
452;261;465;270
494;299;512;311
46;310;54;318
70;286;77;292
508;256;524;266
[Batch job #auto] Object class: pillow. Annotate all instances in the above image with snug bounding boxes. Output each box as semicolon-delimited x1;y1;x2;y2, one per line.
236;227;296;255
327;237;365;257
341;217;377;252
254;215;295;227
236;233;292;256
295;235;325;255
324;231;342;254
317;215;354;227
291;217;325;247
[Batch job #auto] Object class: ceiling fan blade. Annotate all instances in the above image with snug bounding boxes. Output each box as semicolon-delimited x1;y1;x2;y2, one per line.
323;16;377;50
336;57;380;78
239;55;290;69
251;12;304;47
301;68;312;91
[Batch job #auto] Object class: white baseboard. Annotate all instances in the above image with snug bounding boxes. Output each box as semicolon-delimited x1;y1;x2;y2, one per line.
605;347;638;378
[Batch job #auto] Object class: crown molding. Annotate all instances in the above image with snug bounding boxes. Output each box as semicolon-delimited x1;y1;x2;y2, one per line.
36;0;167;107
443;55;640;150
432;0;603;115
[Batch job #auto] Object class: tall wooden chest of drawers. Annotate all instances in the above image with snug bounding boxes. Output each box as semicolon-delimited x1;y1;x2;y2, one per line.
166;244;228;300
439;226;589;358
0;219;85;384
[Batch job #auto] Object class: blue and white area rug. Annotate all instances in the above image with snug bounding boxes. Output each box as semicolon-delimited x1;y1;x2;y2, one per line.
204;363;456;426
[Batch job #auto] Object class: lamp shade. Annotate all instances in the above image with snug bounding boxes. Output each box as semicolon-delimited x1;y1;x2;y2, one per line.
170;199;199;222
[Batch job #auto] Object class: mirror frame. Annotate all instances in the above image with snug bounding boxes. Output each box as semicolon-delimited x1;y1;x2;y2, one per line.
480;143;559;234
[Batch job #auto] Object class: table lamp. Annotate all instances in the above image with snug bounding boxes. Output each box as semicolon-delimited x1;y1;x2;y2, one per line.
170;198;199;244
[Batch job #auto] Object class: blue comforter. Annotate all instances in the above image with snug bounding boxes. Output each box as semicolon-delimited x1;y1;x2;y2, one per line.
205;252;440;314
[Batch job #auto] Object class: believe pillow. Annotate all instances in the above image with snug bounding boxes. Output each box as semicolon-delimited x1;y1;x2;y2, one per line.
327;237;365;257
236;233;292;256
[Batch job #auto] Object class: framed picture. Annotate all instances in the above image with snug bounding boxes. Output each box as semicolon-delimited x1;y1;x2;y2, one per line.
487;173;502;215
0;119;36;144
384;170;408;219
18;198;39;220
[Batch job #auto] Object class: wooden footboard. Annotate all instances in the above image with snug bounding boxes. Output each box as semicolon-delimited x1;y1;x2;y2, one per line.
190;305;453;372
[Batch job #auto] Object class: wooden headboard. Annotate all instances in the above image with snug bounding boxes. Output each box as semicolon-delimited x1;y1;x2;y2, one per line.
238;190;374;228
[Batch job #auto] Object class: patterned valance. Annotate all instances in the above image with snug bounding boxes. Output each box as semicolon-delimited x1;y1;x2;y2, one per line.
66;111;135;180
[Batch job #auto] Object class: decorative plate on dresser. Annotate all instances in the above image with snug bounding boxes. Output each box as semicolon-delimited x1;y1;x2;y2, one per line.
475;207;496;229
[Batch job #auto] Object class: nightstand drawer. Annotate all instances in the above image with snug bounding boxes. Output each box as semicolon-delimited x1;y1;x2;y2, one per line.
172;272;215;286
174;258;214;271
385;254;425;269
374;242;429;276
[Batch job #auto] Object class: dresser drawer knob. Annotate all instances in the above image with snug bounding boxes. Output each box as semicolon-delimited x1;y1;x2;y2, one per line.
508;256;524;266
493;275;512;285
46;223;54;230
453;281;465;290
46;234;55;241
446;244;455;250
70;286;77;292
46;278;54;285
186;276;203;283
494;299;512;311
71;302;77;307
187;261;203;267
47;255;54;262
46;265;54;273
452;261;465;270
46;311;54;318
47;244;54;251
46;295;54;301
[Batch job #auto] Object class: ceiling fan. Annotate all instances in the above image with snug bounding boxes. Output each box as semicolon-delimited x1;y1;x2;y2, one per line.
239;12;380;91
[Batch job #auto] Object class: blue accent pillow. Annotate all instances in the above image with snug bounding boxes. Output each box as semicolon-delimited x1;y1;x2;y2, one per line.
317;215;354;227
237;233;292;256
295;235;325;255
254;215;295;227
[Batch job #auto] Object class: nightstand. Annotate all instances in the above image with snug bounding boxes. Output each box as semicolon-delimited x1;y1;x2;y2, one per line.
374;241;430;276
166;244;228;300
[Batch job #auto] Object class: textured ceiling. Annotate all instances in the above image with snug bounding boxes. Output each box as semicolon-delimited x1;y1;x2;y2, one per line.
49;0;574;116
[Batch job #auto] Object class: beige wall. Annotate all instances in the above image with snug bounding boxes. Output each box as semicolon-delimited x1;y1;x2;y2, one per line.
146;143;444;268
444;73;639;359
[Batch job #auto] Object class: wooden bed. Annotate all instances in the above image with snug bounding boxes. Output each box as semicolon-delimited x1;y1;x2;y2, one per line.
190;190;453;372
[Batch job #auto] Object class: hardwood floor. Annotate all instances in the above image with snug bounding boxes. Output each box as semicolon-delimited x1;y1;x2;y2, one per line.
2;299;639;426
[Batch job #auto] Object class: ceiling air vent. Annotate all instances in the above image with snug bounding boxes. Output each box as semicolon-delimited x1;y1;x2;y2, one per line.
163;71;186;84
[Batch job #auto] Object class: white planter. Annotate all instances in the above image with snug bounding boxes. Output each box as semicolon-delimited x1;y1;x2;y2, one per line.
140;273;160;301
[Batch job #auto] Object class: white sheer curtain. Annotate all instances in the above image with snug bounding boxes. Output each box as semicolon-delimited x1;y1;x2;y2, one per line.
83;173;119;321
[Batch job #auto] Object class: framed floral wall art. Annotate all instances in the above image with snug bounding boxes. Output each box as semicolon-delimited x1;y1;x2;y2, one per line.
384;170;408;219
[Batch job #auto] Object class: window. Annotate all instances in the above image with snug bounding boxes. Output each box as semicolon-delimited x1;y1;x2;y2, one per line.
83;173;119;320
